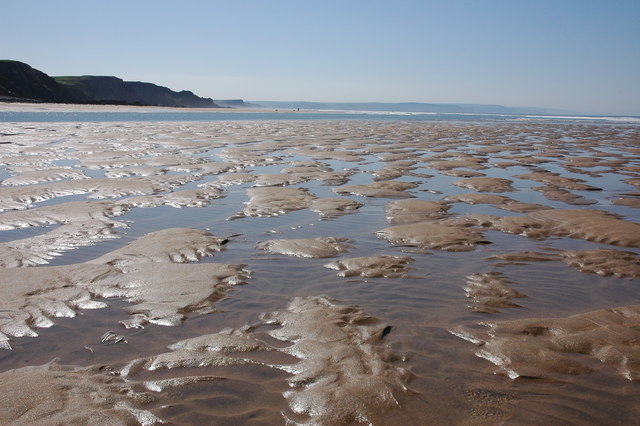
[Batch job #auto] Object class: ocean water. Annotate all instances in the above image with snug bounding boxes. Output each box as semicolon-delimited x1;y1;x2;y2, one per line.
1;109;640;123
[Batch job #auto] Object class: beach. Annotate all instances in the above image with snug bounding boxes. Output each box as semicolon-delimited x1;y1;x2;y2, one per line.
0;105;639;424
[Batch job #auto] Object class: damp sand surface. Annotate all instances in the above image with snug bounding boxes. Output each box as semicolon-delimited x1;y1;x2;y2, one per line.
0;116;639;425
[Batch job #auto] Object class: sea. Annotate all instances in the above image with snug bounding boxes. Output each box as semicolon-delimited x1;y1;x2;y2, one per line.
1;109;640;123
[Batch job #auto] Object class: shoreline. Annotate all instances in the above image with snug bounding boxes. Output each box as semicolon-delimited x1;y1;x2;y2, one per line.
0;101;276;113
1;102;639;124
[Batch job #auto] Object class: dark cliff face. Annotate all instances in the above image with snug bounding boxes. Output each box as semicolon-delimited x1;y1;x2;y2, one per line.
55;76;218;107
0;60;219;107
0;60;85;102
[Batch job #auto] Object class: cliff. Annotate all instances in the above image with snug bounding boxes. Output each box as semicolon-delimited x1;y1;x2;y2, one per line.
0;60;220;108
0;60;82;103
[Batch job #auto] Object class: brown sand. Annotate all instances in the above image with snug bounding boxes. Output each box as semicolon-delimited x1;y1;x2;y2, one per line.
236;187;317;218
464;272;527;313
385;199;451;224
453;177;514;193
458;209;640;247
324;255;414;278
452;304;640;381
256;237;352;258
1;115;639;424
333;180;418;198
377;221;487;252
309;197;363;217
0;228;246;347
115;296;409;424
0;362;163;425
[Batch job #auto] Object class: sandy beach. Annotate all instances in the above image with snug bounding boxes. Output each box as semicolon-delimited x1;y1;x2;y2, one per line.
0;104;639;424
0;102;288;113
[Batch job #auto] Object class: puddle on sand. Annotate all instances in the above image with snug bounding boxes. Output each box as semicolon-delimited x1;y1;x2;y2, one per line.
0;119;639;424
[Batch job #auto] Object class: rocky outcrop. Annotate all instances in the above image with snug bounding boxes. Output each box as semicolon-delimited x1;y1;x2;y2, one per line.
0;60;81;102
0;60;220;107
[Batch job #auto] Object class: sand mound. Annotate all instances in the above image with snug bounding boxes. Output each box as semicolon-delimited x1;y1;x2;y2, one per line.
120;327;269;377
281;162;353;185
613;197;640;208
104;166;166;178
256;237;352;258
234;187;362;220
438;169;485;178
453;177;514;193
235;187;317;218
0;221;120;267
452;304;640;381
377;221;486;252
444;193;512;205
459;209;640;247
89;262;248;328
324;255;414;278
560;249;640;278
0;174;202;211
491;248;640;278
0;189;228;267
1;167;88;186
0;363;162;425
119;187;224;208
309;197;363;218
264;296;410;424
253;173;310;187
385;199;451;224
424;158;487;170
372;161;418;181
91;227;227;267
0;200;128;230
517;171;602;191
0;228;246;348
119;296;410;424
444;193;551;213
214;172;256;186
464;272;527;313
333;180;417;198
533;185;597;205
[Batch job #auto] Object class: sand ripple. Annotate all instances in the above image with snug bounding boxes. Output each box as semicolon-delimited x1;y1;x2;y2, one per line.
459;209;640;247
377;221;486;252
257;237;352;258
0;228;246;348
0;363;163;425
464;272;527;313
114;295;410;424
385;199;450;224
453;304;640;381
333;180;417;198
453;177;514;193
324;255;414;278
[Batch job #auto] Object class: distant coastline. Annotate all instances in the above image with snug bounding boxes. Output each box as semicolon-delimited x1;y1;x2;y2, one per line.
0;60;228;108
1;60;629;117
251;100;576;116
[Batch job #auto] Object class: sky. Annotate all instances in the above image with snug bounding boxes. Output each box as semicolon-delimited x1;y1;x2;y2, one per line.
2;0;639;115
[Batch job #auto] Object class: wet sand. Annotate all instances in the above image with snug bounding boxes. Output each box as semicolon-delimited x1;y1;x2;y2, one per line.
0;112;639;424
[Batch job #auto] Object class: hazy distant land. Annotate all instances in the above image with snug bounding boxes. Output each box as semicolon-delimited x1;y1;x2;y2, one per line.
252;100;574;115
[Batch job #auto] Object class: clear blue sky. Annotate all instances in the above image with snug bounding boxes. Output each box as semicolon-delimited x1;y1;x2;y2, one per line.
3;0;639;114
